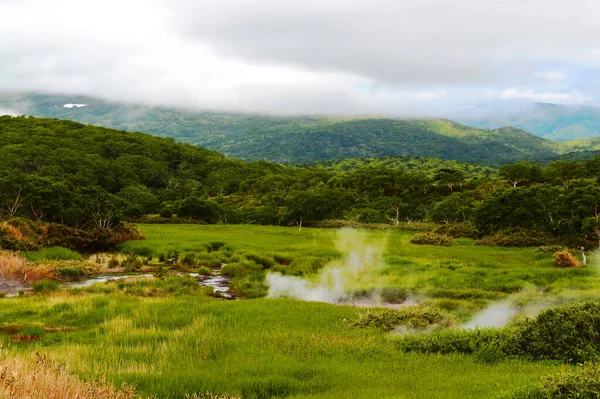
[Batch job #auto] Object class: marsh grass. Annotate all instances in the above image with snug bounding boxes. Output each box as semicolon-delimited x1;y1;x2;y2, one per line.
22;246;83;262
0;294;559;398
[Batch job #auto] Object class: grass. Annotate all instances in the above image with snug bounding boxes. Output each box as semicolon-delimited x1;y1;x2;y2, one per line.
122;225;600;317
0;290;559;398
2;224;599;398
0;251;56;283
0;353;138;399
22;246;83;262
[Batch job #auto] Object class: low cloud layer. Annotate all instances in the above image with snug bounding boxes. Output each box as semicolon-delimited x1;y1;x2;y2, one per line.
1;0;599;115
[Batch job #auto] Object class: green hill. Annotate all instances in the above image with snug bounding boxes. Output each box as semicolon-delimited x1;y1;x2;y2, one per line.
2;92;600;166
455;101;600;141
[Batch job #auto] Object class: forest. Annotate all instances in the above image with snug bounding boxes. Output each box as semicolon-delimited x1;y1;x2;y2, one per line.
2;116;600;251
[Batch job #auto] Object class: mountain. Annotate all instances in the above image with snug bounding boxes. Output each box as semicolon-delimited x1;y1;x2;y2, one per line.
2;92;600;166
453;100;600;141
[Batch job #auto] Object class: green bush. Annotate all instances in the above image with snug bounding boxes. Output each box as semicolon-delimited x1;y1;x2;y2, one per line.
197;266;213;276
350;307;455;332
398;302;600;364
22;246;82;262
410;232;457;246
396;328;511;355
476;229;558;247
158;207;173;218
510;363;600;399
434;222;479;239
507;302;600;363
32;280;60;293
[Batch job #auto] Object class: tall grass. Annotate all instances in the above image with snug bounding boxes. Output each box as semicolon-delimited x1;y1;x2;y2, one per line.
0;292;559;398
0;251;55;283
0;353;138;399
22;246;83;262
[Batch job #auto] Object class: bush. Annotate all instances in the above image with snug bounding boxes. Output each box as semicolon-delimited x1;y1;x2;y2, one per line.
476;229;558;247
510;363;600;399
434;222;479;239
410;232;457;246
349;307;455;332
396;328;511;355
46;224;120;253
398;302;600;364
158;207;173;218
507;302;600;363
197;266;213;276
553;250;581;268
32;279;60;293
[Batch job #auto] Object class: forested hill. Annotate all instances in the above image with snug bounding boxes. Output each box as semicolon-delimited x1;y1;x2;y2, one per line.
4;92;600;166
5;116;600;246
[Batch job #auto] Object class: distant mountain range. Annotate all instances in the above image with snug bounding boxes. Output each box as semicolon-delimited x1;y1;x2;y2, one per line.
452;100;600;141
2;92;600;166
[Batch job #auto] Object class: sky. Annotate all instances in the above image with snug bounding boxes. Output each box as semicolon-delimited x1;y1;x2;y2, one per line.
1;0;599;116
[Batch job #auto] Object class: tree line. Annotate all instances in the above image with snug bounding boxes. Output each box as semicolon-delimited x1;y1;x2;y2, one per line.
2;116;600;246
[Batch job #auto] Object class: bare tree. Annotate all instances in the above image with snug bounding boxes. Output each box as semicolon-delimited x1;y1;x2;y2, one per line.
7;187;23;217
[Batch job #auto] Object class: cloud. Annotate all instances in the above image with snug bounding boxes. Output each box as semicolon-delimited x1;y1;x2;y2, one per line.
499;88;588;104
0;0;599;115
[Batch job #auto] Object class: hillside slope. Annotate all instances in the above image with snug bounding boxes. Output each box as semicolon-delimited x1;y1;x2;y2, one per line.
454;101;600;141
1;92;596;166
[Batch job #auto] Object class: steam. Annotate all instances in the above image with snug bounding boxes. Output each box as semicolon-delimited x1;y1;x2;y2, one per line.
267;229;387;303
462;300;518;329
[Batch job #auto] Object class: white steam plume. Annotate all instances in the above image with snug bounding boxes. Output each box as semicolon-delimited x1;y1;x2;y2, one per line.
267;229;387;303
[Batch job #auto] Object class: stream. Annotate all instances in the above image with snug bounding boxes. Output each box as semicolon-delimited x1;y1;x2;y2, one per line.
3;269;232;298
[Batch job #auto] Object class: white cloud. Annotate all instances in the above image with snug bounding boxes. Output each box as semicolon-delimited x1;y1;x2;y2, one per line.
0;0;599;114
499;88;588;104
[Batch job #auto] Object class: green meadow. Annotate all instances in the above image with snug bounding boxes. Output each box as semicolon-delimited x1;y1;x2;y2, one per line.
2;224;600;398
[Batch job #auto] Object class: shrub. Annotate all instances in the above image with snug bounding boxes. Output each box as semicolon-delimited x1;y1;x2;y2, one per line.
350;307;455;332
397;302;600;364
476;229;558;248
396;222;438;232
396;328;511;355
197;266;212;276
46;224;120;253
553;250;581;268
536;245;564;254
158;207;173;218
410;232;457;246
31;279;60;293
510;363;600;399
507;302;600;363
434;222;479;239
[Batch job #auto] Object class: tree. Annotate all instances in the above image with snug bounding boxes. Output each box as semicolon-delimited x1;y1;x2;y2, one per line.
499;161;543;187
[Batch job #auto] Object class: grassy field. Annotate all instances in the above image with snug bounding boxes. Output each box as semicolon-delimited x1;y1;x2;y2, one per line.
2;224;599;398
